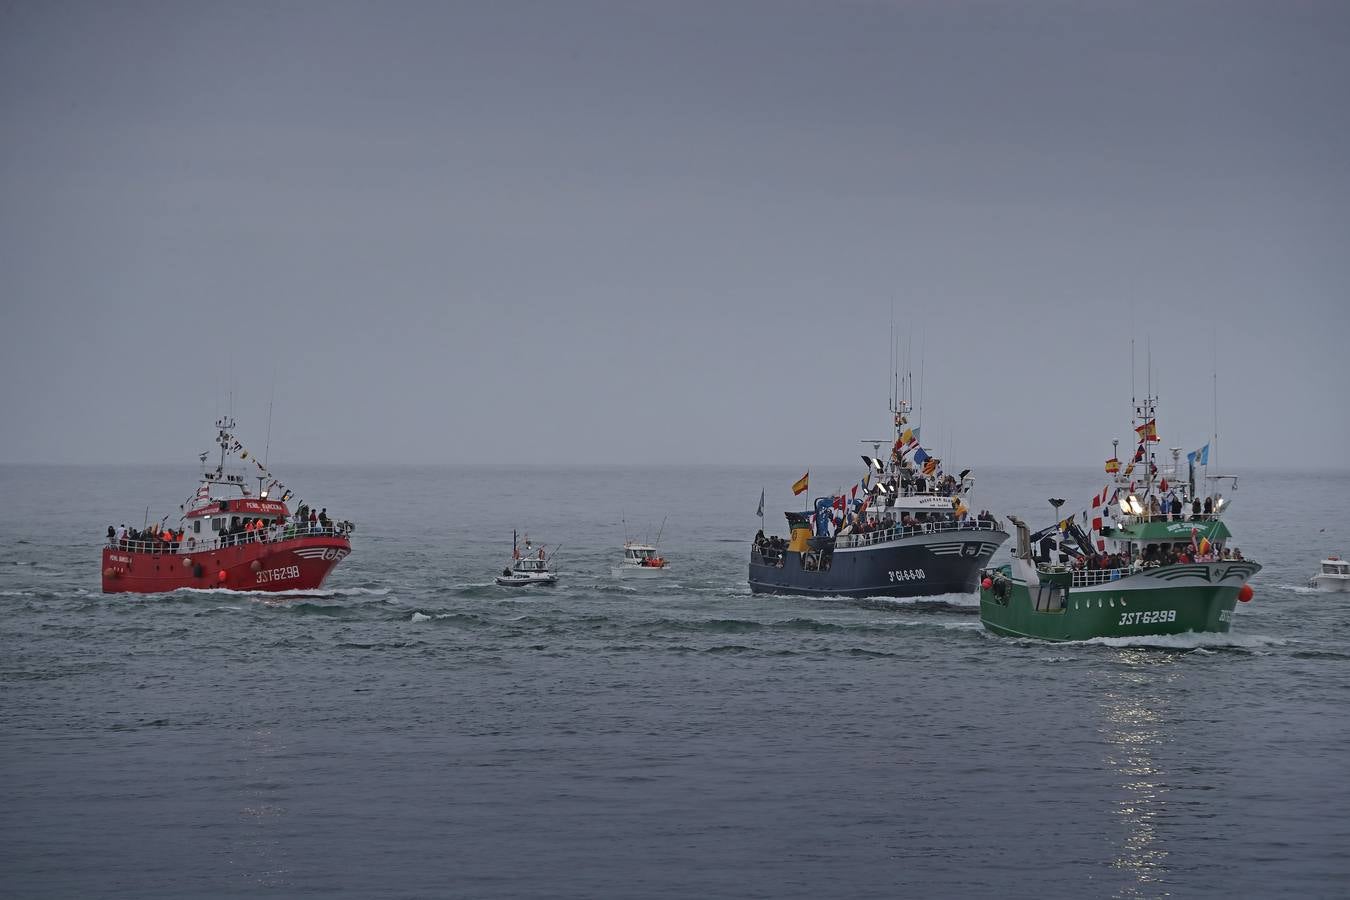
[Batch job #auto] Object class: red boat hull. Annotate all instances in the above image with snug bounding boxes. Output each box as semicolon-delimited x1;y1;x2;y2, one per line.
101;535;352;594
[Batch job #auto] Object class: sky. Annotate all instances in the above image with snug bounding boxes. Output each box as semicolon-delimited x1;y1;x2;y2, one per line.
2;0;1347;469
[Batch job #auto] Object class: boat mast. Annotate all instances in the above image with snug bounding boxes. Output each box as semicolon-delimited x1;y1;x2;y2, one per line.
1211;326;1219;476
1145;337;1154;498
216;416;234;477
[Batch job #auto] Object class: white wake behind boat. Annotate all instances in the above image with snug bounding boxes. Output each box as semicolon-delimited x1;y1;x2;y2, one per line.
610;541;670;578
1309;556;1350;592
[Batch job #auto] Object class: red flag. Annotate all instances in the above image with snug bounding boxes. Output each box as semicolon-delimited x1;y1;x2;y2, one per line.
1092;516;1103;532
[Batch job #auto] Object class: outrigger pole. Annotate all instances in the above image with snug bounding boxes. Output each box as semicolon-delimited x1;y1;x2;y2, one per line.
654;515;667;550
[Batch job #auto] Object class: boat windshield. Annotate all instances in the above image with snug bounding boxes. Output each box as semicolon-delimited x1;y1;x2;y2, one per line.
1324;562;1350;575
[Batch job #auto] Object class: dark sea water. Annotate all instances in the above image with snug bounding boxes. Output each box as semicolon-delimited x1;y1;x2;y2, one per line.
3;463;1349;899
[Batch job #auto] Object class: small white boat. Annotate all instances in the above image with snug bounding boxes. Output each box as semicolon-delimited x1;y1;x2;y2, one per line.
496;532;558;587
610;541;670;578
1309;556;1350;592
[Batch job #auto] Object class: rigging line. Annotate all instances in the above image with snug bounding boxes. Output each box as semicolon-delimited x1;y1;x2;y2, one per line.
264;365;276;469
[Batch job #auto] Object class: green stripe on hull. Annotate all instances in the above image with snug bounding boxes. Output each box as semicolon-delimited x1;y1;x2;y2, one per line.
980;561;1260;642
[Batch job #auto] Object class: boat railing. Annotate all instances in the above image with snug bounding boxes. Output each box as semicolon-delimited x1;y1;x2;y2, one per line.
1066;568;1129;587
107;523;352;555
835;518;999;549
751;543;787;567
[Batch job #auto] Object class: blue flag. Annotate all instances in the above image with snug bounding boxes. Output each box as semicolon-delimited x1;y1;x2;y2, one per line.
1188;443;1210;467
914;447;930;464
756;488;764;518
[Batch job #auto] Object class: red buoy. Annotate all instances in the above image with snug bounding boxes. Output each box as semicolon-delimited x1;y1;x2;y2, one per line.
981;577;993;590
1238;584;1254;603
103;567;114;579
218;569;229;582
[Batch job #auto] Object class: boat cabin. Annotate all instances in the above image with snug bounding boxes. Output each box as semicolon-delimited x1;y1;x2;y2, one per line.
1319;558;1350;577
512;557;551;573
623;544;661;565
184;497;291;542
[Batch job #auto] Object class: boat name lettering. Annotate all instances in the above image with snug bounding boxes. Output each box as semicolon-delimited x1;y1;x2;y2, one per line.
1218;609;1232;623
110;554;131;563
888;569;926;582
256;565;301;584
1118;609;1176;626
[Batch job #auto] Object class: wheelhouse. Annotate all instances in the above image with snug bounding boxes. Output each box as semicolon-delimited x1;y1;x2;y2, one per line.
1320;559;1350;577
624;544;658;563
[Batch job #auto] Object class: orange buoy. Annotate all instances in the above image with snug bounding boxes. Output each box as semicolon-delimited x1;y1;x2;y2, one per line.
250;560;262;572
103;567;114;578
1238;584;1254;603
981;577;993;590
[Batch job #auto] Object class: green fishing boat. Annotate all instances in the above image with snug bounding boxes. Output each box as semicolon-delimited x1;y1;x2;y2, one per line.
980;394;1260;641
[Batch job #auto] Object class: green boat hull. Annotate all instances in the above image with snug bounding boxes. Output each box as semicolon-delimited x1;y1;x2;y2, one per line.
980;561;1261;642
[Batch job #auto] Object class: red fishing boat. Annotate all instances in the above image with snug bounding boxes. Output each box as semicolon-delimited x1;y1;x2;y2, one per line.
101;417;354;594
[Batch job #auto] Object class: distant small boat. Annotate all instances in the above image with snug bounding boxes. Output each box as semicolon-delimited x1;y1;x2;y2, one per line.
496;532;558;587
610;541;670;578
1309;556;1350;592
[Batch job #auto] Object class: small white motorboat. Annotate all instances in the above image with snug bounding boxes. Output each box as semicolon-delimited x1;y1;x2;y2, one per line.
610;541;670;578
1309;556;1350;592
496;532;558;587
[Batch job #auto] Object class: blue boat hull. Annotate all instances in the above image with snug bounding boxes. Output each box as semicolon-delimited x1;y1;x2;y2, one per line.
748;529;1008;599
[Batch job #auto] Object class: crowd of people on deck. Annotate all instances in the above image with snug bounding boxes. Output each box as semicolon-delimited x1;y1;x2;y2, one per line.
1063;542;1246;574
108;524;187;552
107;505;351;552
1136;492;1219;522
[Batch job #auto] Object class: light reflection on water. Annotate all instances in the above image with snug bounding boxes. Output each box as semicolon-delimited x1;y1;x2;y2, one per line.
1101;650;1175;897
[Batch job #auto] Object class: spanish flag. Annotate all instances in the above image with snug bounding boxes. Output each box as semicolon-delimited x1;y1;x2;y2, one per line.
922;458;939;476
1105;458;1120;473
1135;419;1159;442
792;472;810;495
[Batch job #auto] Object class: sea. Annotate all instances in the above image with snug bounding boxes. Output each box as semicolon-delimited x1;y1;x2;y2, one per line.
2;463;1348;899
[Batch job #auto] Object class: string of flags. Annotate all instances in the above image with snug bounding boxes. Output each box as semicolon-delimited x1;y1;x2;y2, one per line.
203;431;305;511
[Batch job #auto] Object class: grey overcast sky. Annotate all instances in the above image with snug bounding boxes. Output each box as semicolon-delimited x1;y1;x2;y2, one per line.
2;1;1347;469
